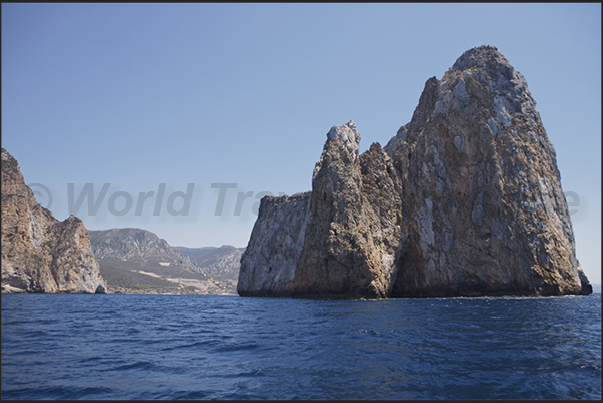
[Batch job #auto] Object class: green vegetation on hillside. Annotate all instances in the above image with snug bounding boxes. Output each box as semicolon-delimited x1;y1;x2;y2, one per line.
95;257;208;281
98;263;180;290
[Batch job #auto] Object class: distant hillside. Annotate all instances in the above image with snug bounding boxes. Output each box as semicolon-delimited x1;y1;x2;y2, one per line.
90;228;195;264
89;228;235;294
173;245;244;282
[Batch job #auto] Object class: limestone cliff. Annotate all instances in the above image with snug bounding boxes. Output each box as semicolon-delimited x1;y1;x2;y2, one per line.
1;148;107;293
291;124;405;298
384;46;591;297
238;46;592;298
238;192;312;296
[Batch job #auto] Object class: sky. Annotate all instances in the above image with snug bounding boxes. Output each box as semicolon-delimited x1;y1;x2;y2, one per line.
2;3;601;284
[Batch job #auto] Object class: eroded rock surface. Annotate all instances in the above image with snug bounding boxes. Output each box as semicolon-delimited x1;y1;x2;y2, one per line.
238;192;312;296
237;46;592;298
1;148;107;293
291;123;405;298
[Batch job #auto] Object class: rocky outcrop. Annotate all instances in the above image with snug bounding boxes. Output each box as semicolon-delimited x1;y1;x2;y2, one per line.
384;46;592;297
238;46;592;298
1;148;107;293
238;192;311;296
288;124;406;298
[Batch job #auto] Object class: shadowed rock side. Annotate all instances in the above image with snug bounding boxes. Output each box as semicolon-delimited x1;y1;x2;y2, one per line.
238;192;312;296
292;124;406;298
237;45;592;298
1;148;107;293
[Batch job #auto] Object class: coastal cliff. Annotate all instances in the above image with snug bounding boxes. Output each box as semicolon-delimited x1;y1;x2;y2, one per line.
238;192;312;296
1;148;107;293
238;46;592;298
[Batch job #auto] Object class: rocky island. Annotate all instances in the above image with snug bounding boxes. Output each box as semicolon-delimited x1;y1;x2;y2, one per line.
1;148;107;293
238;45;592;298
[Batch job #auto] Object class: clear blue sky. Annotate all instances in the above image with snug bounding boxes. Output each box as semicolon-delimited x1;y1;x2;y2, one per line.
2;3;600;284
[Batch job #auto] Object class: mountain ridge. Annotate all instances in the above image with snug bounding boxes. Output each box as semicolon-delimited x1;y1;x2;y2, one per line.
89;227;240;293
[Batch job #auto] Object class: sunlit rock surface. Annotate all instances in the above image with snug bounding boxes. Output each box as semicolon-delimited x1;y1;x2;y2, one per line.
238;46;592;298
2;148;107;293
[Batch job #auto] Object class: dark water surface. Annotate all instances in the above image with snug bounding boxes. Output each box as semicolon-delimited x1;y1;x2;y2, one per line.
1;293;600;399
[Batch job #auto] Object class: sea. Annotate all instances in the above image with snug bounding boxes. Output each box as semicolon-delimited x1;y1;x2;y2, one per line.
1;293;600;400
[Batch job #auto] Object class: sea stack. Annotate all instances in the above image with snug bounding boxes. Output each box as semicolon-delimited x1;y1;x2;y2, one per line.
238;45;592;298
1;148;107;293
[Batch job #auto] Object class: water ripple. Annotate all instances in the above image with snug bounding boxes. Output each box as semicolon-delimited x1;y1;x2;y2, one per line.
1;293;600;400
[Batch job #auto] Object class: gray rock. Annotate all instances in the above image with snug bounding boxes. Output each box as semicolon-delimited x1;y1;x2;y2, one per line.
238;192;311;296
237;46;592;298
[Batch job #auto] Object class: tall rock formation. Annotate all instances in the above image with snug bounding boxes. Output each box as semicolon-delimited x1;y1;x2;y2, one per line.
1;148;107;293
237;192;312;296
238;45;592;298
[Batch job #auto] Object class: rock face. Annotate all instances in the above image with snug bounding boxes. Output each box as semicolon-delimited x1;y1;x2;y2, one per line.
1;148;107;293
238;46;592;298
238;192;312;296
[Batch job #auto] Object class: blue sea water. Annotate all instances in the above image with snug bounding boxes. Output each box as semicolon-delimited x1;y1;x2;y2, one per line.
1;293;600;400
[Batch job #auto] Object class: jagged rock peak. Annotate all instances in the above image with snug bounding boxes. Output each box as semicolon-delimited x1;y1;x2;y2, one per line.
326;120;360;145
443;45;534;107
450;45;510;72
325;120;360;162
385;45;540;155
313;121;362;185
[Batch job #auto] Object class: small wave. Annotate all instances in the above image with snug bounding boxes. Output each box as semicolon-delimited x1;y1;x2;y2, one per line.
2;294;600;400
1;385;117;400
214;343;261;353
105;360;160;372
154;390;210;400
160;339;220;351
207;369;266;379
